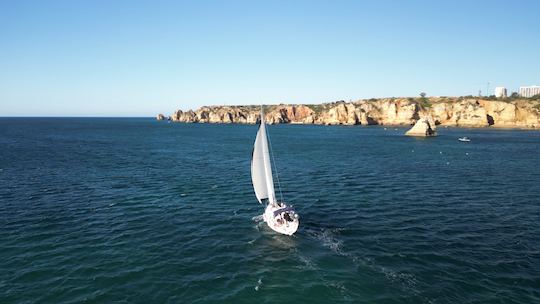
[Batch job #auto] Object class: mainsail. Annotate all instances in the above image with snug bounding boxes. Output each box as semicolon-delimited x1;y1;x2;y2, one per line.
251;109;276;205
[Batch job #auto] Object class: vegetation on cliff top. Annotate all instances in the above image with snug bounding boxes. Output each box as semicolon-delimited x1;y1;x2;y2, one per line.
201;95;540;112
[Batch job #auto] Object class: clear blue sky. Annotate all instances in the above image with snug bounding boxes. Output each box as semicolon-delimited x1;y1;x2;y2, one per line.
1;0;539;116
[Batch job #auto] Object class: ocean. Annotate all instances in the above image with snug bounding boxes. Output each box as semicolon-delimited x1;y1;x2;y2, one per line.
1;118;539;303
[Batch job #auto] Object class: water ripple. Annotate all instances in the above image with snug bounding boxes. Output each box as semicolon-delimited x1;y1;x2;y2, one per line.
1;119;539;303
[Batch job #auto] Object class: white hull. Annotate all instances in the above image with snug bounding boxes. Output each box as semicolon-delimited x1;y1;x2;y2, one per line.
263;204;299;235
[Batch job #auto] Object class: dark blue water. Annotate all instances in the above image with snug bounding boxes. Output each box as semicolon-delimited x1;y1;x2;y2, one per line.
1;118;539;303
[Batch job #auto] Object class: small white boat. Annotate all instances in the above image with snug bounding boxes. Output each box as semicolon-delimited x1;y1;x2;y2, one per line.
251;107;299;235
458;137;471;142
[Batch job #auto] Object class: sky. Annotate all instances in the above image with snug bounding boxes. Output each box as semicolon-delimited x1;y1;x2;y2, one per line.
0;0;539;116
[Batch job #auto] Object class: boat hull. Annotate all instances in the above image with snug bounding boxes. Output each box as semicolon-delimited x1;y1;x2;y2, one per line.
263;204;299;235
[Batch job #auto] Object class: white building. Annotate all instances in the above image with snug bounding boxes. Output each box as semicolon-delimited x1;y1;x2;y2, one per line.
494;87;507;98
519;85;540;98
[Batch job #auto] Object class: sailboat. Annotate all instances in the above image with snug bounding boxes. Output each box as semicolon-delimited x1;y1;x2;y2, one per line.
251;107;299;235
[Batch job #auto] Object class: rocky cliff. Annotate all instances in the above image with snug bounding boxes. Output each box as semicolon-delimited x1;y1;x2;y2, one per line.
164;97;540;128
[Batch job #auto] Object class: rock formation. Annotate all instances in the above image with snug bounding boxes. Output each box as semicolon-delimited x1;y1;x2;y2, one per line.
156;113;167;120
164;97;540;129
405;116;437;137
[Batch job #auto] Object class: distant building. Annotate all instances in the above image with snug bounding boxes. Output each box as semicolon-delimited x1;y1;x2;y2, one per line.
495;87;507;98
519;85;540;98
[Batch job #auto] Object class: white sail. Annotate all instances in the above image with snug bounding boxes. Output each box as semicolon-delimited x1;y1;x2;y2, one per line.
251;109;276;205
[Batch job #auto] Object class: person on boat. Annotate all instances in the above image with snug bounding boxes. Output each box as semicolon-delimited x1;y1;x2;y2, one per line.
284;212;293;222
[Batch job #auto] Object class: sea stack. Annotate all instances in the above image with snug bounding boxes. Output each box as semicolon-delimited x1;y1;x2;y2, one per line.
156;114;166;120
405;117;437;137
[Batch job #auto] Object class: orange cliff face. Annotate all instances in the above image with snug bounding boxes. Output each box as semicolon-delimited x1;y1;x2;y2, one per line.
164;98;540;129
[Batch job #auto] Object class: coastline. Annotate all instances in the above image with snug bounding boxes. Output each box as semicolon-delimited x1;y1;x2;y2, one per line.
158;97;540;129
159;120;540;131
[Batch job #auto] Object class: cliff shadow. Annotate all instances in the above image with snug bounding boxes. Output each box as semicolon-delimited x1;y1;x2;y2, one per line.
486;114;495;126
366;117;378;125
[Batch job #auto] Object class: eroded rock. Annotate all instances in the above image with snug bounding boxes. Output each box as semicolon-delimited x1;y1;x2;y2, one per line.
162;98;540;128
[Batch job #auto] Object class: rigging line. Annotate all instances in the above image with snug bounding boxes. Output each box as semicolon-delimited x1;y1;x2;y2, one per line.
264;113;285;204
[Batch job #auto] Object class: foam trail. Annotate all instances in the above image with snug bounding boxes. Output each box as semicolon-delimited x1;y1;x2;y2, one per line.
254;278;262;291
305;225;424;300
251;214;264;222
